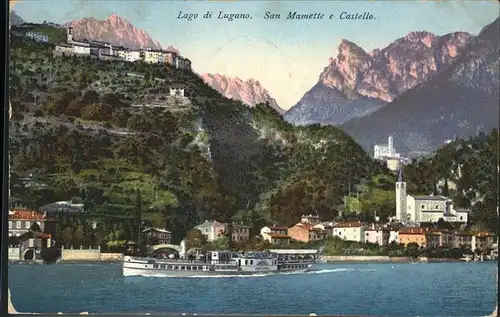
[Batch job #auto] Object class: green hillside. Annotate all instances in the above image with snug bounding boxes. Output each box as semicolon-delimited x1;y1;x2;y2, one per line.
9;39;388;245
11;24;66;43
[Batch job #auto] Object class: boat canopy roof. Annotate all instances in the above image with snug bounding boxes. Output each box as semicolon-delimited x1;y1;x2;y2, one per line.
268;249;318;255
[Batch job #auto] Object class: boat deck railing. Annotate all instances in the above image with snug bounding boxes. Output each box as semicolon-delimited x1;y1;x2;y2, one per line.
133;257;238;265
278;259;315;264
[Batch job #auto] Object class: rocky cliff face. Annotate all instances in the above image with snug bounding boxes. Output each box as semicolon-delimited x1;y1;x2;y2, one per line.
9;10;24;26
341;18;499;156
285;31;472;126
201;73;284;113
64;14;178;52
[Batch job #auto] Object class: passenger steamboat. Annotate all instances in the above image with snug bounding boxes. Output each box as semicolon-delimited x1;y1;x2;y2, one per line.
122;248;323;277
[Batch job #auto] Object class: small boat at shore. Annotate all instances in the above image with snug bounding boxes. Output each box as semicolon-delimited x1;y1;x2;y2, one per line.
122;248;323;277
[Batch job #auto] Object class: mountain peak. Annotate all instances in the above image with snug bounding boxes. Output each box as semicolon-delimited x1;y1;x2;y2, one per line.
64;15;175;51
201;73;283;113
106;13;132;26
9;10;24;26
285;28;475;127
318;30;473;103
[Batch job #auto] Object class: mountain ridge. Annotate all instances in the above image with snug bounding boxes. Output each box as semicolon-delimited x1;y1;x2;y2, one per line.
341;18;499;156
63;13;179;53
284;29;473;126
201;73;284;113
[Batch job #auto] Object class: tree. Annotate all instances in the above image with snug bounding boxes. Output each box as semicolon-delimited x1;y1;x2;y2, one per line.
80;103;101;121
134;188;142;242
405;242;420;258
73;224;85;247
29;222;42;232
185;229;207;250
61;226;73;248
211;236;230;250
442;178;450;197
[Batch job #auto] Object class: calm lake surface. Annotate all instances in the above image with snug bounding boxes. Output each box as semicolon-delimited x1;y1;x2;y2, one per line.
9;262;497;316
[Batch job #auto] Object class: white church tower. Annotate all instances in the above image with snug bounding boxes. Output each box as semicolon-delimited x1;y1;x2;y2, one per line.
395;166;407;222
66;26;73;43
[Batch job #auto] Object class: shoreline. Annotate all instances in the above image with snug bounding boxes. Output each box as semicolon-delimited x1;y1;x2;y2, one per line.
322;255;479;263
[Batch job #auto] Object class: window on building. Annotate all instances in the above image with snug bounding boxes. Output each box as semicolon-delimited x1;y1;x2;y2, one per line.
421;204;425;209
25;222;30;229
460;216;463;220
9;221;12;229
435;205;439;209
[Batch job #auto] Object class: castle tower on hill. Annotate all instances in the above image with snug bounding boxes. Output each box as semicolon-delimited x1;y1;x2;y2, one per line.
395;166;407;223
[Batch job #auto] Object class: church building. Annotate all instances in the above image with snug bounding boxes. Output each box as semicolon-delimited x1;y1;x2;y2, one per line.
394;167;469;224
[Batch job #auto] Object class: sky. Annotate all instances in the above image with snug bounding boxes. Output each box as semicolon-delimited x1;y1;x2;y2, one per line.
12;0;500;109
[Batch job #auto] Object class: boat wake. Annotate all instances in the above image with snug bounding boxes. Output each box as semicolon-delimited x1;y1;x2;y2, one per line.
127;268;373;279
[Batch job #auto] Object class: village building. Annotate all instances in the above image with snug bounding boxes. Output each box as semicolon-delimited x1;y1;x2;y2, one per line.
395;167;469;224
300;214;321;225
472;232;495;252
332;221;366;243
288;223;326;243
364;224;390;246
398;227;428;247
17;231;52;261
260;225;290;245
313;223;333;237
142;227;171;245
425;229;454;248
141;48;165;64
116;48;142;62
51;26;193;71
452;231;473;249
39;200;85;214
194;220;227;242
163;51;177;65
64;27;91;55
231;223;251;242
193;220;250;242
8;209;45;238
425;229;441;248
25;31;49;43
169;87;185;97
389;230;399;244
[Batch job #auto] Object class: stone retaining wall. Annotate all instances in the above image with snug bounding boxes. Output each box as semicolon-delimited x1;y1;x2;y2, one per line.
8;247;20;261
60;249;123;262
61;249;100;261
99;253;123;262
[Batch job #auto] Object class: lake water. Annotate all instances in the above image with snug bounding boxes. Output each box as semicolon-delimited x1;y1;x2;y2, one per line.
9;262;497;316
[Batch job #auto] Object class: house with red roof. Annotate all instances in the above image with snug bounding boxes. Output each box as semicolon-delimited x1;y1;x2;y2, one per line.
260;225;291;245
288;223;326;243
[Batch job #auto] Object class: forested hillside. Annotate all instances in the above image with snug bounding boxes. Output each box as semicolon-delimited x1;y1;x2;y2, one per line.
9;35;384;244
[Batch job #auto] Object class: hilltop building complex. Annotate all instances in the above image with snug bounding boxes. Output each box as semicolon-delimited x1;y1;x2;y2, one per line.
53;27;192;71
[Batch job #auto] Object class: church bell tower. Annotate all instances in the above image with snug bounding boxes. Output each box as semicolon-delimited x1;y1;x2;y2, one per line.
395;166;407;222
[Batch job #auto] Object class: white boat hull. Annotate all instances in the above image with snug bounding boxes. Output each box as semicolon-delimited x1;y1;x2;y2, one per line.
122;255;314;277
123;265;313;277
